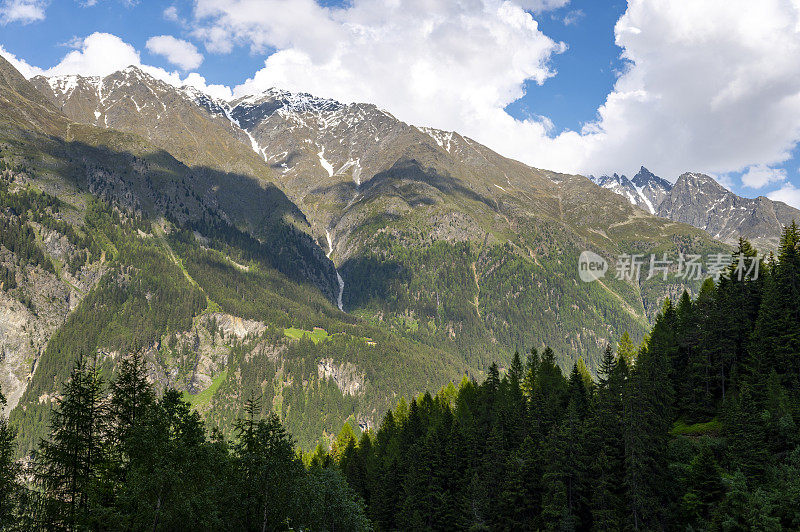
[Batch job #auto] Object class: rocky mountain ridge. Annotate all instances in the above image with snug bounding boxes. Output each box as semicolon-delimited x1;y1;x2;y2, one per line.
592;166;799;249
1;57;730;452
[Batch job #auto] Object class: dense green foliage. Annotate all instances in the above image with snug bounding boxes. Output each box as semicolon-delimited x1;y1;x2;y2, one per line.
10;191;463;453
0;353;369;531
10;201;207;454
324;228;800;530
341;223;724;374
0;217;54;274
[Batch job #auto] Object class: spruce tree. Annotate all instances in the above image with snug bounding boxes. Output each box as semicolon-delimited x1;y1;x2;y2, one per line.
542;365;589;530
33;356;107;530
750;222;800;399
232;401;301;532
0;391;20;528
588;345;626;530
623;310;674;530
681;444;724;527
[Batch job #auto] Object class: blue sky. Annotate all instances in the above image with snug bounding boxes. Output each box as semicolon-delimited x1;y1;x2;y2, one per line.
1;0;799;207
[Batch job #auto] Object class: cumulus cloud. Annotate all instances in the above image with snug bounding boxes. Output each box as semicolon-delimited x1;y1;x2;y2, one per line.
0;44;45;77
146;35;203;70
188;0;800;183
45;32;141;77
163;5;179;21
0;32;232;100
741;164;787;189
0;0;47;24
517;0;570;11
3;0;800;191
193;0;565;144
768;183;800;209
181;72;233;100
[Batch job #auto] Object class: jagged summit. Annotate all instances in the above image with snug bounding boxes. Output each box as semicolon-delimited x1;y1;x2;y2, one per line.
596;168;800;249
631;166;672;190
589;166;673;215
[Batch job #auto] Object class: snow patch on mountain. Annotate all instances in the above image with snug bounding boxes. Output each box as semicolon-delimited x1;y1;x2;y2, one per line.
318;146;334;177
590;167;672;215
418;127;454;152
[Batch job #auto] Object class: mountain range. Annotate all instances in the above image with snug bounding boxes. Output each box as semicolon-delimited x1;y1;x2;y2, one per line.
0;56;787;452
591;167;800;250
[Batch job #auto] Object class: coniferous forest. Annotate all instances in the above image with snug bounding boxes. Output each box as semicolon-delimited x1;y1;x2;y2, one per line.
1;225;799;530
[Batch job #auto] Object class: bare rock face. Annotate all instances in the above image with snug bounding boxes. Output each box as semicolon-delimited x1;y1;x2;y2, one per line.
205;312;265;340
27;63;735;385
0;256;104;413
589;166;673;215
593;167;800;251
144;312;269;398
317;358;365;396
657;172;800;250
631;167;673;209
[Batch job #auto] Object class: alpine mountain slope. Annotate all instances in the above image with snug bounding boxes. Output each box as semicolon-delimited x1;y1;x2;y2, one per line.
3;58;731;452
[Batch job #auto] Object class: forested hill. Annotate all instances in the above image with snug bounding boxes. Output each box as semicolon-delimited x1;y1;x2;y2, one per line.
331;228;800;530
1;53;731;457
0;227;798;529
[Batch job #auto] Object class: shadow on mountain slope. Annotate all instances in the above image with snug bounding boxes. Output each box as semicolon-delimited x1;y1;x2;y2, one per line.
1;124;340;301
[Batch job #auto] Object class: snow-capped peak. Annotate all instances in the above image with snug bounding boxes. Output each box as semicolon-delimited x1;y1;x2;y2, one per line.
590;167;673;215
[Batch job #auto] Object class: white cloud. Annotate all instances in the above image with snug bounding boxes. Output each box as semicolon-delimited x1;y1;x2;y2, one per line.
189;0;800;183
516;0;570;11
713;173;736;190
741;164;787;188
181;72;233;100
163;5;178;21
0;32;232;100
193;0;565;139
43;32;141;77
146;35;203;70
561;9;584;26
768;183;800;209
3;1;800;193
579;0;800;179
0;44;45;77
0;0;47;24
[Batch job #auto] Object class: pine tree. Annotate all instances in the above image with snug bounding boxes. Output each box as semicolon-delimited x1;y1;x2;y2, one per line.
721;386;769;480
33;356;107;530
542;366;589;530
530;347;567;440
521;347;539;401
340;432;371;505
501;351;526;448
623;311;674;530
497;435;543;530
617;332;637;366
713;238;763;400
106;351;155;497
682;280;717;421
681;444;724;527
370;410;402;530
588;345;626;530
108;352;154;448
750;222;800;399
232;400;301;532
0;391;20;527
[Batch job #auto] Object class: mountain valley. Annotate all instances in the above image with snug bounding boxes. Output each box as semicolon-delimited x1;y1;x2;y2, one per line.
0;57;780;454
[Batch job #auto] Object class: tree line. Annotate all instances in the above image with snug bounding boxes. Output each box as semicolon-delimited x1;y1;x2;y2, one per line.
330;226;800;530
1;224;799;530
0;352;369;531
